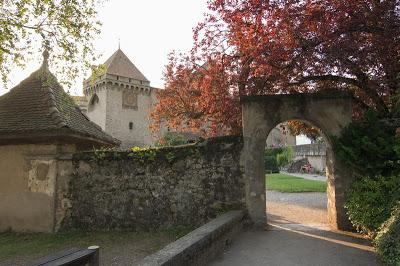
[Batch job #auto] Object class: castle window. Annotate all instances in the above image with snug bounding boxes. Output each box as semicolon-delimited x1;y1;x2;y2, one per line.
129;122;133;130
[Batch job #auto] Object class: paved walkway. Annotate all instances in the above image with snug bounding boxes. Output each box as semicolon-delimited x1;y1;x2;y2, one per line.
281;171;326;182
210;191;381;266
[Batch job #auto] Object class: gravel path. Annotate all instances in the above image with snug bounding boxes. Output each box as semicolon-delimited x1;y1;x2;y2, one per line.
266;190;328;229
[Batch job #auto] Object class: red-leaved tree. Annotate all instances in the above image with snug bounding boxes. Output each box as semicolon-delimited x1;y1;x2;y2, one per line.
151;0;400;137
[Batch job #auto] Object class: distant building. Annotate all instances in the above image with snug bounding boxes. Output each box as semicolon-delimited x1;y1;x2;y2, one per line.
292;143;327;173
266;124;296;148
80;49;164;149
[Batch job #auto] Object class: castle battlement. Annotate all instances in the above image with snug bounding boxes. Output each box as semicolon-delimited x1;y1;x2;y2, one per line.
79;48;163;149
83;73;152;96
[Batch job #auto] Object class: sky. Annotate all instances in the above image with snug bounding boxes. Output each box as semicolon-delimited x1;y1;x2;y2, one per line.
0;1;313;144
296;135;311;145
0;0;209;96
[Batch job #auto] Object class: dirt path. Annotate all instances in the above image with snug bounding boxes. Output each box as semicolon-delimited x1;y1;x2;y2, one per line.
266;191;328;229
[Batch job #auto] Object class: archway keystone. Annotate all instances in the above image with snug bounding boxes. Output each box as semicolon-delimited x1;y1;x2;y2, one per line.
241;92;354;230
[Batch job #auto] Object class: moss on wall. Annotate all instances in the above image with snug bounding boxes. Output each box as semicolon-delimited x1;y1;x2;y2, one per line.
61;136;245;231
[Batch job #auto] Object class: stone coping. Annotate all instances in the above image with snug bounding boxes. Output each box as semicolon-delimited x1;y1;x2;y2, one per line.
240;91;353;103
138;210;245;266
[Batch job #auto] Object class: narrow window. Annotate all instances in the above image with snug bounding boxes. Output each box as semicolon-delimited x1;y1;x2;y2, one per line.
129;122;133;130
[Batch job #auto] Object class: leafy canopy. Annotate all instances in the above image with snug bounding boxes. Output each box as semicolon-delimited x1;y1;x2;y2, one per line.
0;0;103;88
344;175;400;236
333;109;400;177
152;0;400;137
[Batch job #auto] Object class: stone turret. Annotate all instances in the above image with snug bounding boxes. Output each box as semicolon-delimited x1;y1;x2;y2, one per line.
83;49;160;148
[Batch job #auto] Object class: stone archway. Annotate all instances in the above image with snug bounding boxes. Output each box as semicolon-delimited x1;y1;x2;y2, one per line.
241;92;354;230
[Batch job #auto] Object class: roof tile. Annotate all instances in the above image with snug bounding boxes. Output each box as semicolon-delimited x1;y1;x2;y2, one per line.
103;49;149;81
0;65;119;147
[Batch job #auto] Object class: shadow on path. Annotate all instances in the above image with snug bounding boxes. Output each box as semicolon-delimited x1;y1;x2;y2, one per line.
210;191;381;266
210;226;380;266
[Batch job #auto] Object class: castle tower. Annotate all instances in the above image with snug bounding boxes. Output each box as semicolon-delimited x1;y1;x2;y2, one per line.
83;49;158;149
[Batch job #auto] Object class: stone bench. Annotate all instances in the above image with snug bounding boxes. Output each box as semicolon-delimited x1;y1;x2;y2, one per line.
138;210;245;266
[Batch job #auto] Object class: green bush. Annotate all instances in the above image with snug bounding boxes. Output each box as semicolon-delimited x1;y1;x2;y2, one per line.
265;155;279;173
375;203;400;266
333;109;399;177
157;132;187;146
265;147;283;157
344;175;400;236
276;147;294;168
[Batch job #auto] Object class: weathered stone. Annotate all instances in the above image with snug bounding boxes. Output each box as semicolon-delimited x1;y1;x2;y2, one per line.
60;137;245;231
241;92;355;230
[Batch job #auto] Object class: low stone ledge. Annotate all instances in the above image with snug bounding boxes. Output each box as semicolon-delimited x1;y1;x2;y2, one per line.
138;210;245;266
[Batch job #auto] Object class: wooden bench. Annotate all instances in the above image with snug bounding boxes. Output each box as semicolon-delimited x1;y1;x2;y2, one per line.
27;246;99;266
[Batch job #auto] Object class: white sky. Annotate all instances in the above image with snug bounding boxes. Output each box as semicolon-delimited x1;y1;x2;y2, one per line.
296;135;312;145
0;0;208;96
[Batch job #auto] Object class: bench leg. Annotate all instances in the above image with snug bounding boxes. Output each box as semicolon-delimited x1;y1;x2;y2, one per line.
88;246;100;266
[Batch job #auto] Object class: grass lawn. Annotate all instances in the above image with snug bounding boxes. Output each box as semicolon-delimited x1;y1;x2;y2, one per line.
266;173;326;193
0;228;191;265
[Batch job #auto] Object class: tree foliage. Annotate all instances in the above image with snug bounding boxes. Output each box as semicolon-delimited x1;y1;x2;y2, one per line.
156;132;188;147
152;0;400;136
0;0;102;88
276;146;294;168
374;202;400;266
335;109;400;238
333;109;400;177
344;175;400;236
286;120;321;142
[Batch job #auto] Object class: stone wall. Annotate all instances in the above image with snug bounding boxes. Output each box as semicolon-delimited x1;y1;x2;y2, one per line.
86;89;107;130
292;143;326;156
292;144;327;172
59;136;245;231
0;144;76;233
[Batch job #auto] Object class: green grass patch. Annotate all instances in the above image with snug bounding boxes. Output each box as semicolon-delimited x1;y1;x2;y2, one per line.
0;228;192;262
266;173;326;193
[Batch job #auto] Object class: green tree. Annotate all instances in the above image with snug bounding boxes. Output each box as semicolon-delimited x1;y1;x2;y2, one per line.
0;0;103;88
333;110;399;177
276;147;294;168
156;132;188;147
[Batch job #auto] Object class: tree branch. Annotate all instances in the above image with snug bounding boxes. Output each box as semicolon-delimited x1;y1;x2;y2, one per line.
289;74;363;87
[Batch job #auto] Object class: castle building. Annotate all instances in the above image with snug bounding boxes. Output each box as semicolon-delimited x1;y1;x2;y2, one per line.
0;53;118;232
266;123;296;148
82;49;162;149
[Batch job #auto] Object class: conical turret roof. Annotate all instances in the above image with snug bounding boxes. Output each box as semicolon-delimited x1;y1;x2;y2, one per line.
103;49;149;81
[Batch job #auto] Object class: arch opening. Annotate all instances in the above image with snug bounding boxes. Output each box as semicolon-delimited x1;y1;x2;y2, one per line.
265;120;330;230
241;92;354;231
